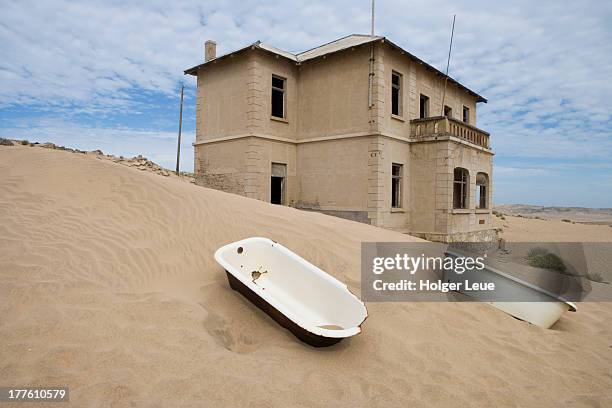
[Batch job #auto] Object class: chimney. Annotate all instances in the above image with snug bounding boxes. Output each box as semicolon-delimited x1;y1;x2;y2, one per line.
205;40;217;62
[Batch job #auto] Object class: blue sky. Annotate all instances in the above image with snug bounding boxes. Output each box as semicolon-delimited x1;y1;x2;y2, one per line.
1;0;611;207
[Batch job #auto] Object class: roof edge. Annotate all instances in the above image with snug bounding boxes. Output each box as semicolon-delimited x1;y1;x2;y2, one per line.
183;35;487;103
184;41;263;75
381;38;487;103
296;33;382;57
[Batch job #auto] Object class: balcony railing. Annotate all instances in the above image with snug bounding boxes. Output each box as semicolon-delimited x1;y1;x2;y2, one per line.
410;116;490;149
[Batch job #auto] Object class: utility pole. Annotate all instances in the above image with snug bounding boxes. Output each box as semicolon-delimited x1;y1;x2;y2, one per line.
175;82;184;175
441;15;456;116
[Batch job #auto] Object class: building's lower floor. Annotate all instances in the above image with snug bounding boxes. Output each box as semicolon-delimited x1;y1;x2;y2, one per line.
194;133;496;242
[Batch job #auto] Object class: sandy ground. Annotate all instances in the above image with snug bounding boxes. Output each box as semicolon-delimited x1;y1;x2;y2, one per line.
1;145;611;407
494;214;612;242
495;204;612;225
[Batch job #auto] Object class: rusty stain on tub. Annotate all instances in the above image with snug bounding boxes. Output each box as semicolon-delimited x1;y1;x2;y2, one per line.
251;267;268;283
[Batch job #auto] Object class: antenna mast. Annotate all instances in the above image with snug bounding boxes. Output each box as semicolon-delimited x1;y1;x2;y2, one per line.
175;82;184;175
441;15;456;116
371;0;375;36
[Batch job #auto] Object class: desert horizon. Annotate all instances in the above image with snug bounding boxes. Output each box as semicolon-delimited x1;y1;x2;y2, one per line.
7;138;611;217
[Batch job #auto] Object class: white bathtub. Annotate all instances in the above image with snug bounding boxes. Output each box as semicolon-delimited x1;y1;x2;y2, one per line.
444;250;577;328
214;237;368;347
489;301;576;329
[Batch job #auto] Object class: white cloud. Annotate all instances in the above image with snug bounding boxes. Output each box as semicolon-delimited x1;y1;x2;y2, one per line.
1;0;611;205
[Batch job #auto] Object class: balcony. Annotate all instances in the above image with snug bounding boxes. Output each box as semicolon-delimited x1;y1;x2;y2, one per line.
410;116;490;149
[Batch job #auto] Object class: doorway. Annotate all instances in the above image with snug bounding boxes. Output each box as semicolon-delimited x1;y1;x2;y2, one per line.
271;176;283;204
271;163;286;205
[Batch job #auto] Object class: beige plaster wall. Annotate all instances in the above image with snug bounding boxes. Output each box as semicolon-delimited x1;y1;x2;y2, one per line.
296;137;371;214
447;141;494;234
195;58;249;141
245;137;298;204
374;137;412;232
193;138;249;195
408;141;440;234
379;42;479;140
297;46;372;140
248;52;299;140
194;137;298;204
407;139;493;237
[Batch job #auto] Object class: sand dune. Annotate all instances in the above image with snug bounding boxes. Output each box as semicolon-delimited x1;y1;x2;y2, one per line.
495;204;612;225
1;145;612;407
494;214;612;242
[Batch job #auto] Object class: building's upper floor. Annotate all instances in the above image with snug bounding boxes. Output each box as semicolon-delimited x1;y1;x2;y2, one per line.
185;35;490;149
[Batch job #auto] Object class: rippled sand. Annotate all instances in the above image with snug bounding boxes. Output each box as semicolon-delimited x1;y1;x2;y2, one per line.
1;145;611;407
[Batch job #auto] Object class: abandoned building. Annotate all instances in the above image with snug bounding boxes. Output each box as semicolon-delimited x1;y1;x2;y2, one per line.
184;34;494;242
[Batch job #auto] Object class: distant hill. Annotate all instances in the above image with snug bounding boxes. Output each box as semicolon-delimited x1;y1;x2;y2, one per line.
495;204;612;225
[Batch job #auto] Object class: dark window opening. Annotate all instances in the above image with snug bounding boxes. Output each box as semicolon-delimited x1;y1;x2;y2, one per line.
419;94;429;119
462;106;470;124
453;167;469;209
271;75;285;119
391;72;402;116
444;105;452;118
476;172;489;209
391;163;403;208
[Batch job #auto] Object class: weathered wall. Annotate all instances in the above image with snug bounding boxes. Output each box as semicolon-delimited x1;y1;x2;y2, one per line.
379;41;479;139
194;42;480;143
408;138;494;241
408;141;440;234
196;58;249;141
247;52;299;140
194;137;298;203
447;140;494;235
296;137;371;222
194;138;249;195
297;46;372;140
243;137;298;203
372;137;412;232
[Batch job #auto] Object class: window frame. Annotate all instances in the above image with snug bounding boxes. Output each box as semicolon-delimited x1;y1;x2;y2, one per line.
453;167;469;209
391;71;403;117
271;74;286;119
444;105;452;118
419;94;429;119
391;163;403;209
462;105;470;124
476;172;489;209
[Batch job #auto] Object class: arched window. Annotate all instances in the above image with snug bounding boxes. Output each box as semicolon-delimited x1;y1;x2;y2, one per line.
453;168;469;209
476;172;489;209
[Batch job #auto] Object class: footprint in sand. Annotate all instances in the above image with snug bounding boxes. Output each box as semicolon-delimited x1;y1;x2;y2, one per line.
199;284;281;353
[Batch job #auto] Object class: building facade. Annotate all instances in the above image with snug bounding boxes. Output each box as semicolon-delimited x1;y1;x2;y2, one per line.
185;35;495;242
